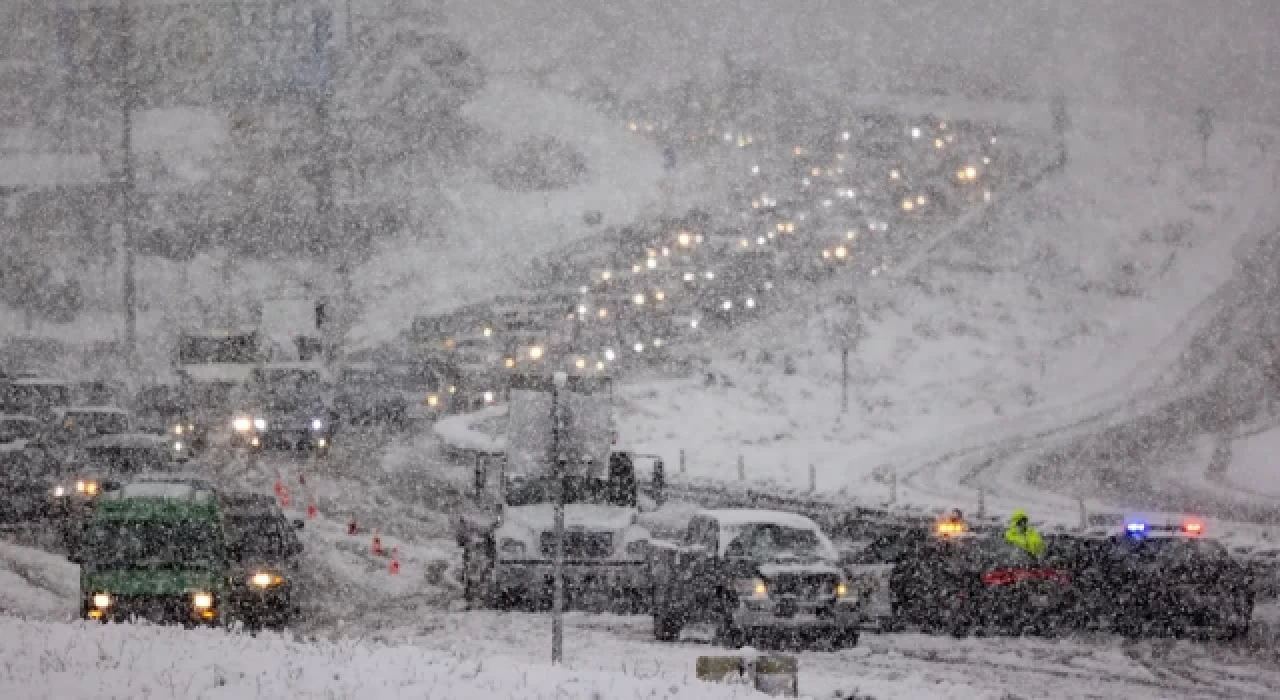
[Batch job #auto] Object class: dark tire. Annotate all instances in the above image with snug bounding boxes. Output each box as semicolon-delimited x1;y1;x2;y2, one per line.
834;630;860;649
653;607;682;642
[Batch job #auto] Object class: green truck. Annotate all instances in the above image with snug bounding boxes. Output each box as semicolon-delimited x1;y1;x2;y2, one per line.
75;480;229;626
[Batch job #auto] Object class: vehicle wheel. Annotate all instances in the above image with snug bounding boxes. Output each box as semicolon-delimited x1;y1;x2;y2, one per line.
834;630;859;649
653;607;683;642
716;615;747;649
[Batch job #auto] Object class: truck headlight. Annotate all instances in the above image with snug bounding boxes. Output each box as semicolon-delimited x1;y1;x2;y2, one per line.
836;581;849;598
173;424;184;435
254;418;267;432
192;592;214;609
92;593;112;609
173;441;184;452
427;394;439;407
734;578;768;600
311;418;324;431
250;571;283;588
53;485;66;498
233;417;252;432
499;538;526;557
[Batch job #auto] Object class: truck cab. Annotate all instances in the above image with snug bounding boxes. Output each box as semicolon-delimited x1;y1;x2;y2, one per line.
471;451;654;610
649;509;860;648
76;480;229;627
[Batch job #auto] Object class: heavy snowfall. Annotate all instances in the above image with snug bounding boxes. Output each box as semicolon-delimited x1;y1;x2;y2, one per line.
3;1;1280;698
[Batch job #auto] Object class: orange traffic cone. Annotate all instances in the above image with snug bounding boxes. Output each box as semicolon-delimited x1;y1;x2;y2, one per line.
347;518;358;536
279;486;291;508
388;548;400;575
371;529;383;556
307;501;317;519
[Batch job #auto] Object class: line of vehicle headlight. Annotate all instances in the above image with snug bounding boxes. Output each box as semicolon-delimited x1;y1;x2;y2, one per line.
232;417;268;432
733;578;851;600
53;479;99;498
88;591;216;616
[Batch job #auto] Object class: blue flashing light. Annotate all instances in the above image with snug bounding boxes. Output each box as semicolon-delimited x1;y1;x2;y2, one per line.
1125;522;1147;534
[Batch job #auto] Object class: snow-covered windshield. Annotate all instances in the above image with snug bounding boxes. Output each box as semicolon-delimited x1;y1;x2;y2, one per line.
82;519;224;569
505;475;632;507
178;334;259;364
724;524;829;561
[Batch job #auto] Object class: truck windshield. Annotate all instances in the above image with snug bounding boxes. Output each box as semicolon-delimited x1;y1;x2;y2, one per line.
178;334;259;364
82;519;224;569
725;524;828;561
224;515;291;560
506;475;633;507
1;384;71;413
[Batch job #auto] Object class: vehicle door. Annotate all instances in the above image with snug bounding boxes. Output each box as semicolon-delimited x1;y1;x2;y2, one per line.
844;533;914;624
671;516;718;621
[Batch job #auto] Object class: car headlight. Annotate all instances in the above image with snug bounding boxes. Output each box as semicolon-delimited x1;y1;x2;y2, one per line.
75;480;86;493
483;391;495;403
173;424;184;435
427;394;439;407
311;418;324;431
233;417;251;432
836;581;850;598
192;592;214;609
173;441;184;452
92;593;111;609
53;485;66;498
499;538;526;557
624;540;649;559
734;578;768;600
254;418;267;432
250;572;284;588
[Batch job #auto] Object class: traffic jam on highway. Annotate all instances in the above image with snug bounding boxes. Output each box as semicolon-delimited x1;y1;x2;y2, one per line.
0;102;1270;651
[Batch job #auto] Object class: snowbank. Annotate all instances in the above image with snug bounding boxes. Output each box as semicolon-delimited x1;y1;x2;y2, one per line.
0;615;766;699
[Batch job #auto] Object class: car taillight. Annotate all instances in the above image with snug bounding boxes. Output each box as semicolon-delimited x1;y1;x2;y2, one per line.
982;568;1070;586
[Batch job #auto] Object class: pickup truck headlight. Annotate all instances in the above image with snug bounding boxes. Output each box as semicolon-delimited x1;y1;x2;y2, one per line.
499;538;526;557
734;578;768;600
192;592;214;609
250;571;284;588
92;593;112;609
624;540;649;559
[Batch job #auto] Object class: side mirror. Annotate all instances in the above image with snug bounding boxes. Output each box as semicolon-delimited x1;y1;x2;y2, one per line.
293;519;305;530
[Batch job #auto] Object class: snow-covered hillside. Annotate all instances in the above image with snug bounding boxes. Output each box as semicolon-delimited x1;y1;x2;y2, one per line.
616;104;1280;517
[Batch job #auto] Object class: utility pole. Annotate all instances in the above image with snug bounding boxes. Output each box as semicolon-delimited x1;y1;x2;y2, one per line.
550;371;568;663
119;0;138;366
840;346;849;414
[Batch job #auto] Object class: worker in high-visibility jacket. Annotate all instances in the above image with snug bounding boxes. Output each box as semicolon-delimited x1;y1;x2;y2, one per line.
1004;509;1046;558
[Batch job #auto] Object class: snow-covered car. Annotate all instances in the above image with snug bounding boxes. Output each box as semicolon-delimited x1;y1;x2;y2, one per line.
649;509;860;648
221;493;305;629
231;365;337;453
0;376;73;421
0;414;41;447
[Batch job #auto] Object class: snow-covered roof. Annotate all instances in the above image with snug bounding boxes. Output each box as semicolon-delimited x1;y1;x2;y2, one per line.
0;153;108;188
699;508;821;531
56;406;129;416
8;377;70;387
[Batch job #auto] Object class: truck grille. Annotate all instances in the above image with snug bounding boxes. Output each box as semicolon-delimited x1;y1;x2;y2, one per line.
768;573;839;599
105;594;195;622
540;531;613;559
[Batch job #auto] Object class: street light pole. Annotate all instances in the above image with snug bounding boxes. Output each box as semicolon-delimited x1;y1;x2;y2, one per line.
119;0;137;366
550;370;568;663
